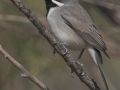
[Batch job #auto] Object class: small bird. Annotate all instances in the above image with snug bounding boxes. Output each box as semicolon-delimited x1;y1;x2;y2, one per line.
44;0;109;90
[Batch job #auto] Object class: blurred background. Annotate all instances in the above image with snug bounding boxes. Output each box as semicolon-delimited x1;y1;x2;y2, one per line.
0;0;120;90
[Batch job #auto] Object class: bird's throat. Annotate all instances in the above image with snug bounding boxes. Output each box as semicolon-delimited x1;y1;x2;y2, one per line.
45;0;64;12
45;0;57;12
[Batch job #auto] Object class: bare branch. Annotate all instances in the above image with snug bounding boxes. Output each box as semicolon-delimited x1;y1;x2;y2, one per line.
0;45;49;90
83;0;120;26
0;14;46;24
5;0;102;89
83;0;120;10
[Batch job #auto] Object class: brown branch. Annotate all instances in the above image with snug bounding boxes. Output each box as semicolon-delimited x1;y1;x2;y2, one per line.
83;0;120;26
0;45;49;90
83;0;120;10
7;0;102;90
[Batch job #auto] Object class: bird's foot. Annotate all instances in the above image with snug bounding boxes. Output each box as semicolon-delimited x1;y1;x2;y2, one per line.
66;61;75;78
59;42;68;55
53;42;68;56
71;61;85;78
68;60;84;77
80;64;84;75
76;61;84;76
62;46;68;55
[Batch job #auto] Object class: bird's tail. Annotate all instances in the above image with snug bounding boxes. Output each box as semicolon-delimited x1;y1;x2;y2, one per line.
98;62;109;90
88;48;109;90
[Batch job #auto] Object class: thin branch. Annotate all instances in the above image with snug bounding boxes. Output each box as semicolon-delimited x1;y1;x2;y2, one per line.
8;0;101;89
0;14;46;24
83;0;120;26
83;0;120;10
0;45;49;90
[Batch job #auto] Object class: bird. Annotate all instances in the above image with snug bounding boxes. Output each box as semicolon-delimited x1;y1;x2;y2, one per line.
44;0;110;90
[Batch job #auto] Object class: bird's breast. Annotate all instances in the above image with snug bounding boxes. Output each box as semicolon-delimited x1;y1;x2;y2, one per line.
47;7;86;50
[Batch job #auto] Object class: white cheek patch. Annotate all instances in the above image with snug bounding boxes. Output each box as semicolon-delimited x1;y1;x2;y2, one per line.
52;0;64;6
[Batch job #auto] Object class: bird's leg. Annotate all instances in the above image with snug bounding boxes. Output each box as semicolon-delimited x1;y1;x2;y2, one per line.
77;49;85;61
77;49;85;75
71;49;85;77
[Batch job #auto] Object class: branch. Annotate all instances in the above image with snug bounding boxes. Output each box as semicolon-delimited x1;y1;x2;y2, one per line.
0;14;46;24
0;45;49;90
7;0;101;89
83;0;120;10
83;0;120;26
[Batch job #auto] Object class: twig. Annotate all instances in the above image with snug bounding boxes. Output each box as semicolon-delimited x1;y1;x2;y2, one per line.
0;45;49;90
83;0;120;10
0;14;46;23
8;0;101;89
83;0;120;26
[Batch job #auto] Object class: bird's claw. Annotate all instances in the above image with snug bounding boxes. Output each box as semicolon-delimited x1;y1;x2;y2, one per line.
62;47;68;55
53;42;68;56
59;42;68;55
80;63;83;67
79;63;84;75
76;61;84;75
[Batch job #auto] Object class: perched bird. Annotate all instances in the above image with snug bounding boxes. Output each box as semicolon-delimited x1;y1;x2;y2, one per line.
44;0;109;89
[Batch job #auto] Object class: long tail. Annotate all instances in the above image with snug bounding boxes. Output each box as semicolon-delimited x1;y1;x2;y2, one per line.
88;48;109;90
98;63;109;90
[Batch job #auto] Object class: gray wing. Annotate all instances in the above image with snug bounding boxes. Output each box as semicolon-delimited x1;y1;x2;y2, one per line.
60;3;109;57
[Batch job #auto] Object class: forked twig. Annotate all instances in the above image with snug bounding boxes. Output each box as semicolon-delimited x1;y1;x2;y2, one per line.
0;45;49;90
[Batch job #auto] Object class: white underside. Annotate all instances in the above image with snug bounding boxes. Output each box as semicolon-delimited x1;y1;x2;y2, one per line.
88;48;98;66
47;8;69;41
